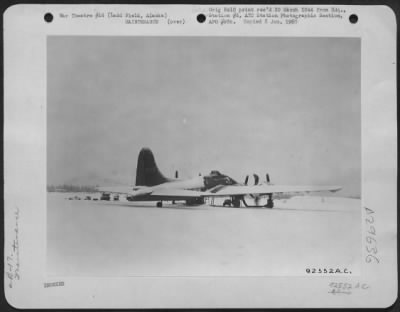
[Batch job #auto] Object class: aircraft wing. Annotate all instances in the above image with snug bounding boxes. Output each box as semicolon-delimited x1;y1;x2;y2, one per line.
208;184;342;196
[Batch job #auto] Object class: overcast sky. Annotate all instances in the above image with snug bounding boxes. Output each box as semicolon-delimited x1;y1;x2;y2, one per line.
47;36;360;196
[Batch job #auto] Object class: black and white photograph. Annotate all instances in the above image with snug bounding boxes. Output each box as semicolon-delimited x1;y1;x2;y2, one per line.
47;36;361;276
4;4;397;309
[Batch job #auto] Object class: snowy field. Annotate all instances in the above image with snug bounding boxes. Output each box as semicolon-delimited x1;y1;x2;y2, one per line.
47;193;361;276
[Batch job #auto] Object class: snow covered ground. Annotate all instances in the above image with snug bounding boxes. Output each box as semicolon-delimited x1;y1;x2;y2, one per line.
47;193;361;276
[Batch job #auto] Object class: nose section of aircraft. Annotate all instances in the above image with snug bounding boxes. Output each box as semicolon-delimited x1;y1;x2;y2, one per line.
203;171;238;190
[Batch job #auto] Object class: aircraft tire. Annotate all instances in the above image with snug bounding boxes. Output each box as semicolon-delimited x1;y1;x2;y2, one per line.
232;198;241;208
265;199;274;209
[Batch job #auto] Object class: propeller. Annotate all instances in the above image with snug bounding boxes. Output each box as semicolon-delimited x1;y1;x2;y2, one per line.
266;173;270;183
175;170;179;179
253;174;259;185
244;175;249;185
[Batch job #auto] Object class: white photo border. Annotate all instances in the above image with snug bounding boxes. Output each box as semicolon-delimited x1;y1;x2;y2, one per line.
4;4;397;308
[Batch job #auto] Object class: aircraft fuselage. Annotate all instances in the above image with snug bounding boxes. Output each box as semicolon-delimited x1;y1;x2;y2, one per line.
126;171;238;202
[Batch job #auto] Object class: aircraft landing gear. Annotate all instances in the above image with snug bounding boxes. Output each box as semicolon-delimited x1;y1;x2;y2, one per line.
265;194;274;209
222;198;241;207
156;201;163;208
232;197;241;208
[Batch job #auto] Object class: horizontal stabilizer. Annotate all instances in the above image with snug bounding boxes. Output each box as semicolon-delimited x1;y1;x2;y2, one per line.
96;186;136;194
96;185;152;195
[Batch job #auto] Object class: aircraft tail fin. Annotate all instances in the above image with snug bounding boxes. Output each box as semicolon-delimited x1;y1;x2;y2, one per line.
135;148;171;186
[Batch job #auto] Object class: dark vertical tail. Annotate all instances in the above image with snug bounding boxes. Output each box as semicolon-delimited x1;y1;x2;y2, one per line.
135;148;171;186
